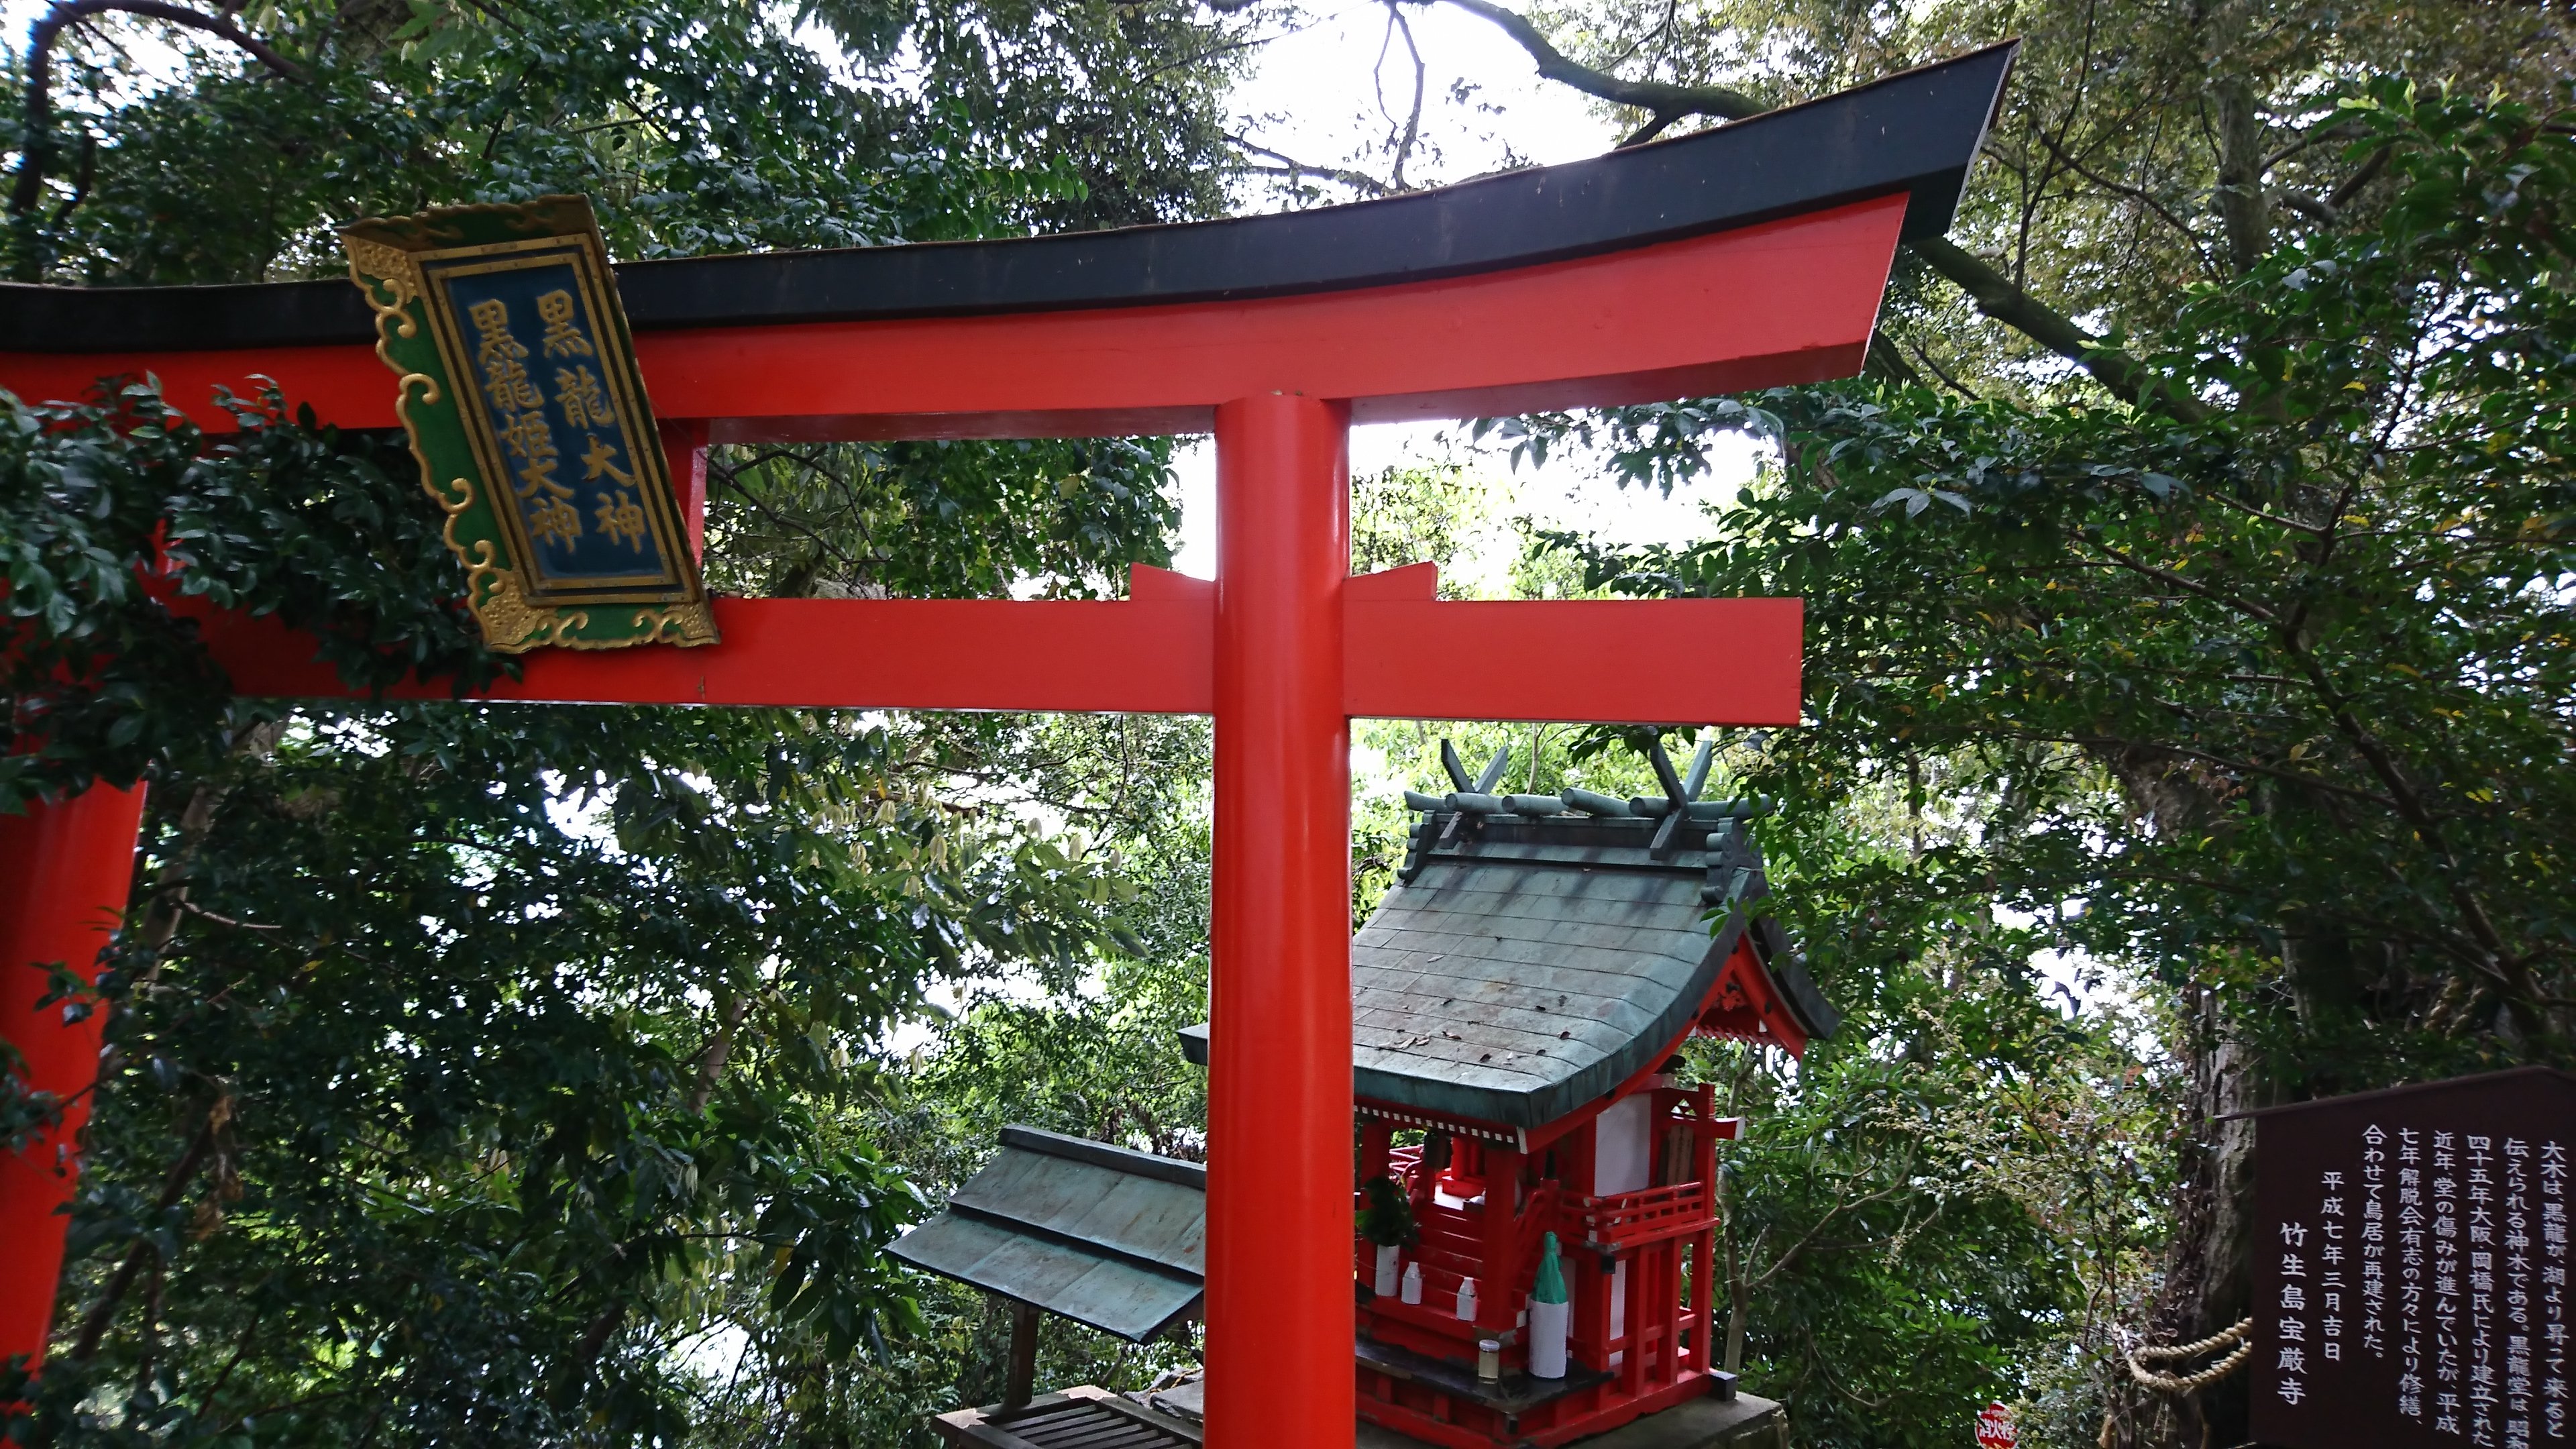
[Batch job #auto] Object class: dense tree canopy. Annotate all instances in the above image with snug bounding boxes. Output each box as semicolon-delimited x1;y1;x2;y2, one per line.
1509;64;2575;1449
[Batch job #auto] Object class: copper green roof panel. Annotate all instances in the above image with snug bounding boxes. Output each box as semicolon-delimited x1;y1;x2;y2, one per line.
888;1126;1204;1343
1348;819;1748;1129
1177;779;1840;1131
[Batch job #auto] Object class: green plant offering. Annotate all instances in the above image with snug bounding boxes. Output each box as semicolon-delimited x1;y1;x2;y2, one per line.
1358;1175;1417;1248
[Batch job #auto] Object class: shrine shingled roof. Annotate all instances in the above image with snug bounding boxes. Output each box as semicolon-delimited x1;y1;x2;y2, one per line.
1182;741;1837;1132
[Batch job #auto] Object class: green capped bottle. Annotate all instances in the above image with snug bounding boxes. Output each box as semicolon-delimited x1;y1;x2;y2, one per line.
1533;1231;1568;1305
1528;1231;1570;1378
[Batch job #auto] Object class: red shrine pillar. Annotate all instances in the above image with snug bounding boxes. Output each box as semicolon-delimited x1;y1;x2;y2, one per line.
1208;392;1354;1448
0;784;148;1373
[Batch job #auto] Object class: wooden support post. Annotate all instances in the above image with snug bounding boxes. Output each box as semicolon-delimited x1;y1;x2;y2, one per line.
1660;1241;1682;1385
1360;1120;1393;1183
658;417;709;564
1620;1245;1647;1396
1691;1082;1719;1377
1694;1085;1719;1198
1003;1299;1040;1413
1582;1253;1610;1373
1693;1228;1717;1373
1477;1146;1523;1338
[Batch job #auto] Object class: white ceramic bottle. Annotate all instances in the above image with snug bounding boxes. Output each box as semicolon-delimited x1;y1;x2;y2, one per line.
1527;1232;1570;1379
1400;1260;1424;1305
1455;1275;1479;1322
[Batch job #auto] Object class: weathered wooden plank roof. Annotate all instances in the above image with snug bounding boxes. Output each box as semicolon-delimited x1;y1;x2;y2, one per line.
1351;813;1749;1128
889;1126;1205;1343
1179;745;1839;1130
932;1387;1203;1448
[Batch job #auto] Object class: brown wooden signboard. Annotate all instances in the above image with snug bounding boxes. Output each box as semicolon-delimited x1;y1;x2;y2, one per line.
2247;1067;2574;1448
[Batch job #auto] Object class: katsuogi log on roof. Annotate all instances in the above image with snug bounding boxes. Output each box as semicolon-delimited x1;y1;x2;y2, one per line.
1180;738;1835;1132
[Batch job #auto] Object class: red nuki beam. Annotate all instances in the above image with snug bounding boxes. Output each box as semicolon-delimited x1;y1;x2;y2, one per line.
176;570;1803;726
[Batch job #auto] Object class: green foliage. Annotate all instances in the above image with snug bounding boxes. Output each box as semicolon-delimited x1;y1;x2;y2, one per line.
1493;80;2576;1446
3;391;1150;1440
1356;1175;1415;1248
0;366;1179;1449
1690;771;2175;1446
6;0;1247;284
0;387;503;812
1350;462;1491;589
1554;86;2576;1069
810;712;1213;1443
3;0;1240;1436
1523;0;2571;382
704;436;1181;602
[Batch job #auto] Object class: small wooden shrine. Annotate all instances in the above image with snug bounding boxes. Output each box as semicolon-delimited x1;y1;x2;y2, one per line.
902;740;1832;1448
1183;739;1835;1447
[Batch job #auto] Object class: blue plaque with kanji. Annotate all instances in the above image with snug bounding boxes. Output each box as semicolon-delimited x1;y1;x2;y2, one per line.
341;197;715;651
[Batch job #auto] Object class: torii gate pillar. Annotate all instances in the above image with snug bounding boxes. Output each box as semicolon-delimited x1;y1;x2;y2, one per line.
1210;393;1354;1442
0;785;150;1371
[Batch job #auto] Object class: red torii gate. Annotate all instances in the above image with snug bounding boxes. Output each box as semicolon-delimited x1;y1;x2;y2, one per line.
0;47;2010;1446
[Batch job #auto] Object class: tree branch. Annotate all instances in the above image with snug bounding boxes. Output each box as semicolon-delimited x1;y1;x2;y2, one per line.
2032;126;2218;275
1401;0;1763;126
1395;0;2204;417
1909;237;2206;419
11;0;304;221
68;1095;229;1363
2325;145;2393;213
1225;133;1395;197
2273;145;2390;227
1377;2;1429;191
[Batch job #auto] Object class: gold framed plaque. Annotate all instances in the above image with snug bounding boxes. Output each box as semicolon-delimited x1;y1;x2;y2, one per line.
341;196;716;652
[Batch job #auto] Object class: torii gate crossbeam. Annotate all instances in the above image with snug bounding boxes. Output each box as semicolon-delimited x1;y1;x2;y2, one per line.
0;44;2012;1446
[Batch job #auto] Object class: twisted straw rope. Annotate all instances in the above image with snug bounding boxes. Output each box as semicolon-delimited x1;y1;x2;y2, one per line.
2121;1318;2256;1394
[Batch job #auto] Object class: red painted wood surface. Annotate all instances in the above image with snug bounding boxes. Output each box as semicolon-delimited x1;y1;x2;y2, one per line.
178;585;1800;725
0;786;149;1374
1344;596;1800;724
0;197;1902;441
658;418;710;564
1207;393;1355;1449
183;592;1222;714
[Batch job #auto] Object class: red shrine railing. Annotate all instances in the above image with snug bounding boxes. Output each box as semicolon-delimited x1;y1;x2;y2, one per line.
1565;1180;1712;1254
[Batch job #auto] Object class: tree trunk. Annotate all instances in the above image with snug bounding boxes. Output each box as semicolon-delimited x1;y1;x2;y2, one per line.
2113;983;2262;1448
2212;75;2272;277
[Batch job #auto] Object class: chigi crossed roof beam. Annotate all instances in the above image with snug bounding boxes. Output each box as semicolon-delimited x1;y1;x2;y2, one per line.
0;44;2012;1449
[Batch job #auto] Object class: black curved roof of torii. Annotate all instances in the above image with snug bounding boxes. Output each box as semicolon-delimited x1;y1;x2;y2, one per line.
0;43;2014;356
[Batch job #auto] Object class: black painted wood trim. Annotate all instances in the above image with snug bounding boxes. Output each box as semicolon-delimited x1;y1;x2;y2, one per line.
0;43;2010;355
